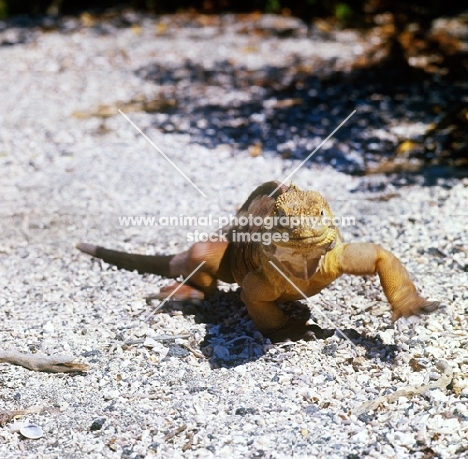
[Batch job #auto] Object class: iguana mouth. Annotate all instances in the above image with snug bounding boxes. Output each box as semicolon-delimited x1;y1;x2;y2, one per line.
281;229;337;249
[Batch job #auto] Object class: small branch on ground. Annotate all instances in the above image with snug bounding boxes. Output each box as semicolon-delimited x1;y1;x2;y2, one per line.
0;406;43;427
0;349;89;373
353;359;453;415
164;424;187;441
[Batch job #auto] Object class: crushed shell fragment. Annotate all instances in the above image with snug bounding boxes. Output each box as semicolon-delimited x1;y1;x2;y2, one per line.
20;424;43;439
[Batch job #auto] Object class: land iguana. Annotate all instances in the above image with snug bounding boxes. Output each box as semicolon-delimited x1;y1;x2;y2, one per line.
77;181;438;342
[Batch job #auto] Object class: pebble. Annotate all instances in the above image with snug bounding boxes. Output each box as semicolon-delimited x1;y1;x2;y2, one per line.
90;418;106;431
102;389;120;400
212;345;230;360
42;321;55;333
349;430;369;443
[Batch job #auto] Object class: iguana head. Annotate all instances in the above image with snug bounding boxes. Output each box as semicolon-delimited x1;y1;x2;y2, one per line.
268;183;337;251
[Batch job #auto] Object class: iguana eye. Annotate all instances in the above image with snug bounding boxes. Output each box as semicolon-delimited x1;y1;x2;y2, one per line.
320;209;324;216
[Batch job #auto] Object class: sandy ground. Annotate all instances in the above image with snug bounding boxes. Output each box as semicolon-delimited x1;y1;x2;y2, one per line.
1;13;468;458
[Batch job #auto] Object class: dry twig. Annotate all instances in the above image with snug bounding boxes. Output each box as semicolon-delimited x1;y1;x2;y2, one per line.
0;349;89;373
164;424;187;441
353;359;453;415
0;406;43;427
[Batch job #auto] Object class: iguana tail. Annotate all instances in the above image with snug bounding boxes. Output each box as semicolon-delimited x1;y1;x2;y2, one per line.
76;243;173;277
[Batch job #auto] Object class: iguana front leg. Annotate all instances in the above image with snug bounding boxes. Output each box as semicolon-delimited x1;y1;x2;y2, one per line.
240;271;333;342
339;243;439;320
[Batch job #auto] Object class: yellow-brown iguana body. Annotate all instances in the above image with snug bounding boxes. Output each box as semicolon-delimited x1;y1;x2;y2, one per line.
77;181;438;342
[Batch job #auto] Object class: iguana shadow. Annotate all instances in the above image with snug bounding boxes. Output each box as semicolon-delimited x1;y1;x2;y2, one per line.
155;289;397;368
154;288;267;369
337;328;398;362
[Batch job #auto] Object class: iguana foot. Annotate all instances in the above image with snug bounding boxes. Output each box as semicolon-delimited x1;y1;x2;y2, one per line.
145;283;205;303
266;319;335;343
392;299;440;321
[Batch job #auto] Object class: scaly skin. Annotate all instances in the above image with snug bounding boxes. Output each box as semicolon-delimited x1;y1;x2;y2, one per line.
77;181;439;342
